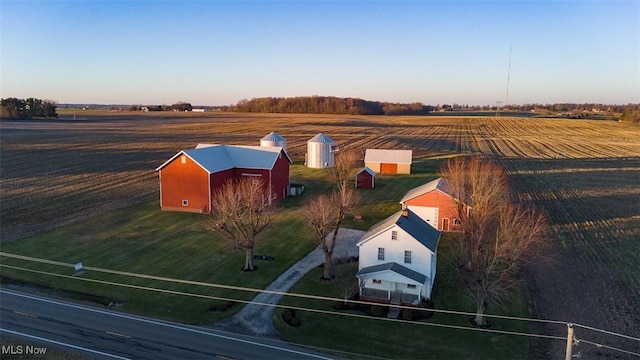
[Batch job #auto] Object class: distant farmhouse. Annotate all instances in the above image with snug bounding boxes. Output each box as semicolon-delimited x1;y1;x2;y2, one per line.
364;149;412;174
156;144;291;213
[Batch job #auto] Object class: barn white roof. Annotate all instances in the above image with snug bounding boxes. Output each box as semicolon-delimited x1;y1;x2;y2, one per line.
357;166;376;176
364;149;412;164
156;144;292;173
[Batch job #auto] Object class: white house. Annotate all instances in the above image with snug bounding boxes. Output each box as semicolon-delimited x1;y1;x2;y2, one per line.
356;209;441;305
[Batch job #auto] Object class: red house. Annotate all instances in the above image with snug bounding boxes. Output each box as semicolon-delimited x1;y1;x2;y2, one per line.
156;144;292;213
399;177;471;231
355;166;376;189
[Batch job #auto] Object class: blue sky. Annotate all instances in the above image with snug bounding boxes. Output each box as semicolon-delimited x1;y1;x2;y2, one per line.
1;1;638;106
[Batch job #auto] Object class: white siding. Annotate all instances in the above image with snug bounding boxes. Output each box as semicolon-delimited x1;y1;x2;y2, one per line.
358;225;433;278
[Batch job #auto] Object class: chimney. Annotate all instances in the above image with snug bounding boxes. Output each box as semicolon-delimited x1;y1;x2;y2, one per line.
401;210;408;217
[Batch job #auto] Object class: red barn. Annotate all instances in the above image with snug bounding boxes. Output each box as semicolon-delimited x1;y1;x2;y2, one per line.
399;177;471;231
355;166;376;189
156;144;292;213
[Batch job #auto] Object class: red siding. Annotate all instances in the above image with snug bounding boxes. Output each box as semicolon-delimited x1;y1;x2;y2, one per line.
356;171;374;189
403;190;464;231
269;151;290;202
159;154;211;213
159;149;290;213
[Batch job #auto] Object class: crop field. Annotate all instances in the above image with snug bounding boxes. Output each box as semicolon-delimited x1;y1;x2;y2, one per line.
1;111;639;357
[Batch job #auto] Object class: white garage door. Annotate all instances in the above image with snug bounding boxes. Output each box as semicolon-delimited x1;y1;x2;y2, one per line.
407;206;438;229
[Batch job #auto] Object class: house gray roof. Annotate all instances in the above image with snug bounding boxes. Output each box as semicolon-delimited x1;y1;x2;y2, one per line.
357;209;440;252
308;132;334;143
400;177;472;206
364;149;412;164
156;144;292;173
357;262;427;284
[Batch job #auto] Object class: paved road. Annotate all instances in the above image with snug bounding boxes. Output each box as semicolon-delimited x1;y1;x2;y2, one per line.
0;289;335;360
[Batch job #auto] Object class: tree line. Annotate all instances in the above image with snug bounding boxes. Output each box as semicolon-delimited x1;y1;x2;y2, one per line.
232;96;434;115
1;97;58;119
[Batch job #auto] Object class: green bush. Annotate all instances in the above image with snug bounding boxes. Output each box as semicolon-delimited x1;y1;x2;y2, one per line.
289;317;302;327
417;299;435;319
370;305;387;317
282;308;296;322
401;308;415;321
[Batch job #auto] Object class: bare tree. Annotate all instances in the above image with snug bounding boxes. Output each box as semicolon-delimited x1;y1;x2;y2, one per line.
203;178;271;271
303;149;361;279
441;157;549;326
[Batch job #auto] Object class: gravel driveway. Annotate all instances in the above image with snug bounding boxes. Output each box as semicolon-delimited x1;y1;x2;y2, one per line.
212;228;364;337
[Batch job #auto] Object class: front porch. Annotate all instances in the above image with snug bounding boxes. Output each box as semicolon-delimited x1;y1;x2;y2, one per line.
360;288;420;305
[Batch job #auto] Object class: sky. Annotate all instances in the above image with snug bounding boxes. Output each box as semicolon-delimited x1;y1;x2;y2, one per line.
1;1;638;106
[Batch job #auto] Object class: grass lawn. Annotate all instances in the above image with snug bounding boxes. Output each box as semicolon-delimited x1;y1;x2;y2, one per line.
0;159;442;325
274;239;530;359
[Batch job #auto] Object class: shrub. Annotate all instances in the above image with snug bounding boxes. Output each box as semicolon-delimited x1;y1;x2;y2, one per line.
208;304;219;312
282;309;296;323
333;301;345;310
370;305;387;317
417;299;435;319
401;308;415;321
289;317;302;327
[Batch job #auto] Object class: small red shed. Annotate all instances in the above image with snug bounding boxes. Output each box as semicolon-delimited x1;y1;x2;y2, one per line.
355;167;376;189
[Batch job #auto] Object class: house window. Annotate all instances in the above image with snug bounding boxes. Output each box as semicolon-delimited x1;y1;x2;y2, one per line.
453;218;461;225
181;155;186;164
377;248;385;261
404;250;412;264
182;199;188;206
407;284;416;289
391;230;397;241
373;279;382;284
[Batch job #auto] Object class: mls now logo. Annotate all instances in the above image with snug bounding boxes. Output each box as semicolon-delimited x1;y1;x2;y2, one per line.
2;345;48;355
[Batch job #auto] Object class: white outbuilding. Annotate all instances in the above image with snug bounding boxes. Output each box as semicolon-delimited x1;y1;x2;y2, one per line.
306;133;335;168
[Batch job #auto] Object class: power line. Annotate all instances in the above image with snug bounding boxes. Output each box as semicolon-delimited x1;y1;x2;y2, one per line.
0;264;566;343
0;252;565;326
2;252;639;356
576;338;640;358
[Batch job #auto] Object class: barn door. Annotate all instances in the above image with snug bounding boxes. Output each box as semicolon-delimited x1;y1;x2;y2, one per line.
380;163;397;174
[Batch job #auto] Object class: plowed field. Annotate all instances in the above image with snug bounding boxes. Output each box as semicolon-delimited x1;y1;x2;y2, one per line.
1;112;638;357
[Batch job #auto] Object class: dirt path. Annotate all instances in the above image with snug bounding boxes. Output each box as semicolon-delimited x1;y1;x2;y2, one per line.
211;228;364;337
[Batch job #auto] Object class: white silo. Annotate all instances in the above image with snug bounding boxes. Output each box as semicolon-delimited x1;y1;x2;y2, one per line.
260;132;286;150
306;133;335;168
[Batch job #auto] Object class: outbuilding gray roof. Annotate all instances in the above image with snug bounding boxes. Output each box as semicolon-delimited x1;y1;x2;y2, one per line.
357;209;440;253
156;144;292;173
356;166;376;176
356;262;427;284
364;149;412;164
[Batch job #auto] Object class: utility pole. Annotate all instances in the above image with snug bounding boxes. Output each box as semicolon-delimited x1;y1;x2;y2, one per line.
565;323;574;360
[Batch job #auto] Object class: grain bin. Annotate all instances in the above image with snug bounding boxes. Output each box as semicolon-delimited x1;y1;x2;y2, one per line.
260;132;286;150
306;133;335;168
